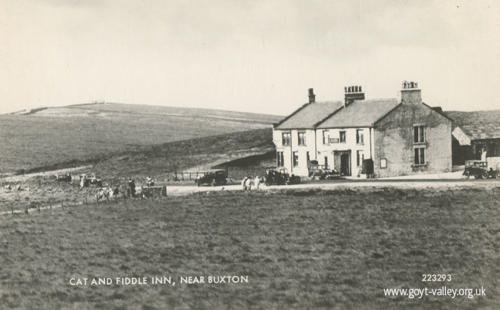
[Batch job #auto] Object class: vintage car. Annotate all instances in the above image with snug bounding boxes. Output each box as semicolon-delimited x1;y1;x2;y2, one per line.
56;173;72;182
79;173;103;187
463;160;488;179
265;168;300;185
308;160;340;180
195;169;228;186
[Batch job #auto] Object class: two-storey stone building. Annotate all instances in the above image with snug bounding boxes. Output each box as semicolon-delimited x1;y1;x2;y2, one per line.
273;82;453;178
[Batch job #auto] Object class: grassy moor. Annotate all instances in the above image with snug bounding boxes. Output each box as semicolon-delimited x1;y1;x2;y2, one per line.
0;188;499;309
0;103;280;175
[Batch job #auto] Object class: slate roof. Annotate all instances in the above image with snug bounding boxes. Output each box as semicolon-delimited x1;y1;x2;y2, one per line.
317;99;399;128
275;101;344;129
446;110;500;140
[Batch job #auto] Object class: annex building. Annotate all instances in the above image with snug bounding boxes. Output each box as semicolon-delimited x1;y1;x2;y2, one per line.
448;110;500;170
272;82;453;178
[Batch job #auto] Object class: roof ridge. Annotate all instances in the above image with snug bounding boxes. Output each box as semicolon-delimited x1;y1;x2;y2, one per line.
314;105;345;128
353;97;398;103
273;102;309;128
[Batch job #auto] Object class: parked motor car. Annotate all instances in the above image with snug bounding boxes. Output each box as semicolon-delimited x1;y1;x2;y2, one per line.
324;169;341;180
56;173;72;182
463;160;488;179
195;169;228;186
79;173;103;187
287;174;301;185
265;168;301;185
264;168;288;185
88;174;103;187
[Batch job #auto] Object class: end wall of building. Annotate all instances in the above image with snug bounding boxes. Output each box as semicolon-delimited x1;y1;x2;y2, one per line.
373;104;452;178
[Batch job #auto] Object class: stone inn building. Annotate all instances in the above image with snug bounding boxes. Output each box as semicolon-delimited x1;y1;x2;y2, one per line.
272;82;453;178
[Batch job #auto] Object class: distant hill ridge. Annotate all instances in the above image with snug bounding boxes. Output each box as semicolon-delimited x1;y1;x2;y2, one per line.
8;102;283;125
0;102;282;174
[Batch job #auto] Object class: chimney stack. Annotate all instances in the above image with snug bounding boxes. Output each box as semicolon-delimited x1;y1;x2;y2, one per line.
344;85;365;107
308;88;315;103
401;81;421;105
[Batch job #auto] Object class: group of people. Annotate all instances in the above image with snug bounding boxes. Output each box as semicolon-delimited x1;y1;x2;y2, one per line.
127;176;155;198
241;175;263;191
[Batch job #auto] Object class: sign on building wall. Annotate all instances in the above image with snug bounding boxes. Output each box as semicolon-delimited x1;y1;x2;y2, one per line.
329;137;340;144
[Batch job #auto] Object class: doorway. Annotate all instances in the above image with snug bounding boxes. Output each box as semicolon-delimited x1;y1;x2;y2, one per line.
334;151;351;176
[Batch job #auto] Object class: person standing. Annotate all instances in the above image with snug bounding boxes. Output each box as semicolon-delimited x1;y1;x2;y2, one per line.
128;178;136;197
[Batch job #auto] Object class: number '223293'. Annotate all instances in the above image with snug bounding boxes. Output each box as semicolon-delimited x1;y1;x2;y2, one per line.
422;274;452;282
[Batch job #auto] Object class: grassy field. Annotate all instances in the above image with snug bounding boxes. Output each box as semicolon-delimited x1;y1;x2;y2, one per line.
0;103;280;174
0;128;274;214
0;187;498;309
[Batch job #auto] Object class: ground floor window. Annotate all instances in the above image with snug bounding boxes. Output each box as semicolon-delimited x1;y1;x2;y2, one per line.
277;151;284;167
324;156;329;170
414;147;425;165
293;152;299;167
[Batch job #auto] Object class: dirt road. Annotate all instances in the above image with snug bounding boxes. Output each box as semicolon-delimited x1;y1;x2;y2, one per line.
166;178;500;196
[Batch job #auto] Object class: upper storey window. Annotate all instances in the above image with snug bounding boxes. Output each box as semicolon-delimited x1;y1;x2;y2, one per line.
414;125;425;143
282;132;291;146
298;132;306;146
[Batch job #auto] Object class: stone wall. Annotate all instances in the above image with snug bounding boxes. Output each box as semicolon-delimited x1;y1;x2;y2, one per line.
374;104;452;178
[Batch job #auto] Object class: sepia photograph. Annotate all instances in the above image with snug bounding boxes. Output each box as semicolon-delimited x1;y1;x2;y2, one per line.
0;0;499;309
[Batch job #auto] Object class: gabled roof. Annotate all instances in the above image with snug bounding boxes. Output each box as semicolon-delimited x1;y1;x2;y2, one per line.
275;101;344;129
317;99;399;128
446;110;500;140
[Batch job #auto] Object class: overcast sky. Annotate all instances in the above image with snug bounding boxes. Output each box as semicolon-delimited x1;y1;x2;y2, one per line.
0;0;498;115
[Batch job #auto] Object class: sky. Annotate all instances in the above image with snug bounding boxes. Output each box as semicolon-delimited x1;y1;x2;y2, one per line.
0;0;499;115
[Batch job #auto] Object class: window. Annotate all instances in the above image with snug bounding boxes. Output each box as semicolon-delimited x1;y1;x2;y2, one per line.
282;132;291;146
293;152;299;167
322;130;329;145
356;150;364;167
413;125;425;143
298;132;306;146
276;152;284;167
487;142;500;157
356;129;364;145
339;131;346;143
306;151;310;163
380;158;387;169
414;147;425;165
324;156;329;170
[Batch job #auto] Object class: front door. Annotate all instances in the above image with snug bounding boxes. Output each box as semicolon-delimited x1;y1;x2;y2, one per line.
334;151;351;176
340;153;351;176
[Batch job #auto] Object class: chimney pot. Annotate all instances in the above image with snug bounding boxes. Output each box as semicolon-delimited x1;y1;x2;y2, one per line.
401;81;422;104
344;84;365;106
308;88;315;103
